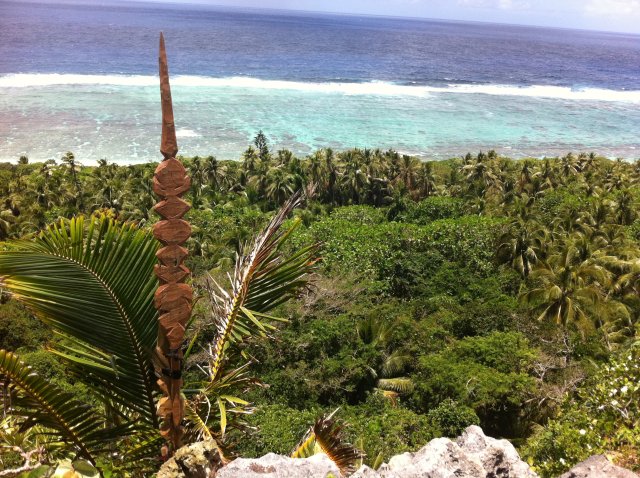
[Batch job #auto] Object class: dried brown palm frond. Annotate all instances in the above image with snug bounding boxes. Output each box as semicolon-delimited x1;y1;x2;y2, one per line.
291;410;364;476
204;191;320;383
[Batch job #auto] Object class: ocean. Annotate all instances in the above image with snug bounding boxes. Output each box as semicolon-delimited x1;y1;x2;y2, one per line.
0;0;639;164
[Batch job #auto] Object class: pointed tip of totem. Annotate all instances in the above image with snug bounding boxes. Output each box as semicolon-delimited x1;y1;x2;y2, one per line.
159;32;178;159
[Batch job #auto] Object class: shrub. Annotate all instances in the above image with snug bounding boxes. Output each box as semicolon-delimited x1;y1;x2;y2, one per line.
341;394;437;465
236;405;319;457
291;214;502;293
0;300;49;351
249;313;378;408
398;197;466;224
329;205;387;225
426;398;480;437
410;332;538;437
522;343;640;476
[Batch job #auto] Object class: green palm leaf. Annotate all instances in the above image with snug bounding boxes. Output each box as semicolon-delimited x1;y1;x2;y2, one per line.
380;351;411;378
0;215;159;426
0;349;104;462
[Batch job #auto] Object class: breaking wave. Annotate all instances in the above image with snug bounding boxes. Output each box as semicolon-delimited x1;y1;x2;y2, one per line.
1;74;639;103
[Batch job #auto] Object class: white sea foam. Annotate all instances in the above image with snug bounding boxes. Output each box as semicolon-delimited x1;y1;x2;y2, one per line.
1;73;639;103
175;128;200;138
0;74;157;87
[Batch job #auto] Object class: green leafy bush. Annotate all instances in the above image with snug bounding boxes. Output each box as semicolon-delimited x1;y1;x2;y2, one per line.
249;313;378;407
398;197;466;224
329;205;387;225
0;300;49;351
426;398;480;437
291;214;501;293
534;190;585;225
523;343;640;476
341;395;437;466
237;405;319;457
411;332;538;437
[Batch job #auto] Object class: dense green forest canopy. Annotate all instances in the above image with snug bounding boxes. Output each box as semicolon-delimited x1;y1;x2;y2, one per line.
1;140;639;476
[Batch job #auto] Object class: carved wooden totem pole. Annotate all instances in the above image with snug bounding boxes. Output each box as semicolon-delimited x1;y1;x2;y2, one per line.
153;33;192;452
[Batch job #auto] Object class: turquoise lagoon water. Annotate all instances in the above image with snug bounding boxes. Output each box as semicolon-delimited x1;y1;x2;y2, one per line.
2;75;639;163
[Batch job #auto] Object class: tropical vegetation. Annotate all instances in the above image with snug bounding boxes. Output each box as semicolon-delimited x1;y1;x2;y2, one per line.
1;136;639;476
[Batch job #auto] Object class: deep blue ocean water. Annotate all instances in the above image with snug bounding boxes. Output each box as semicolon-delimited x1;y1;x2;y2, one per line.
0;0;639;163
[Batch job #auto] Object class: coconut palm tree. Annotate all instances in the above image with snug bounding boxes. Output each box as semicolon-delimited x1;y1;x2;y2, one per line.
497;218;548;278
204;155;222;192
125;169;156;221
306;151;324;190
242;146;259;175
539;158;557;189
265;165;296;206
613;190;636;226
322;148;338;203
578;152;598;173
357;317;414;403
416;162;437;198
340;151;368;204
396;155;420;192
577;198;614;232
517;160;535;193
61;151;85;211
521;240;613;329
462;156;502;199
0;208;16;241
559;153;579;180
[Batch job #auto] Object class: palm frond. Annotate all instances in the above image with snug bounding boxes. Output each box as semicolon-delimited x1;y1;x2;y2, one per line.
379;389;399;406
380;351;411;377
120;428;165;463
184;362;256;452
0;214;159;425
291;411;363;476
0;349;104;462
377;377;414;394
184;399;216;442
357;317;394;347
181;401;229;467
291;429;318;459
204;192;320;381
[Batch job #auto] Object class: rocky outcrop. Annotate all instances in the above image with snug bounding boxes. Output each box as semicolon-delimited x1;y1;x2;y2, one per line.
215;453;341;478
157;440;224;478
351;425;536;478
158;448;340;478
558;455;639;478
157;427;639;478
372;437;486;477
456;425;538;478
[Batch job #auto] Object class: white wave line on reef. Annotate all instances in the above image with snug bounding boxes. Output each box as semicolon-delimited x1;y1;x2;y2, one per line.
1;74;639;103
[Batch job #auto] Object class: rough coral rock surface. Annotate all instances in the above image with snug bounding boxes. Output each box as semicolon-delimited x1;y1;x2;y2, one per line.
351;426;536;478
456;425;538;478
157;427;639;478
215;453;341;478
157;440;223;478
558;455;639;478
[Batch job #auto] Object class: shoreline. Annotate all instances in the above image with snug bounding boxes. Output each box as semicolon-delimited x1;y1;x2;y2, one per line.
1;147;638;166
